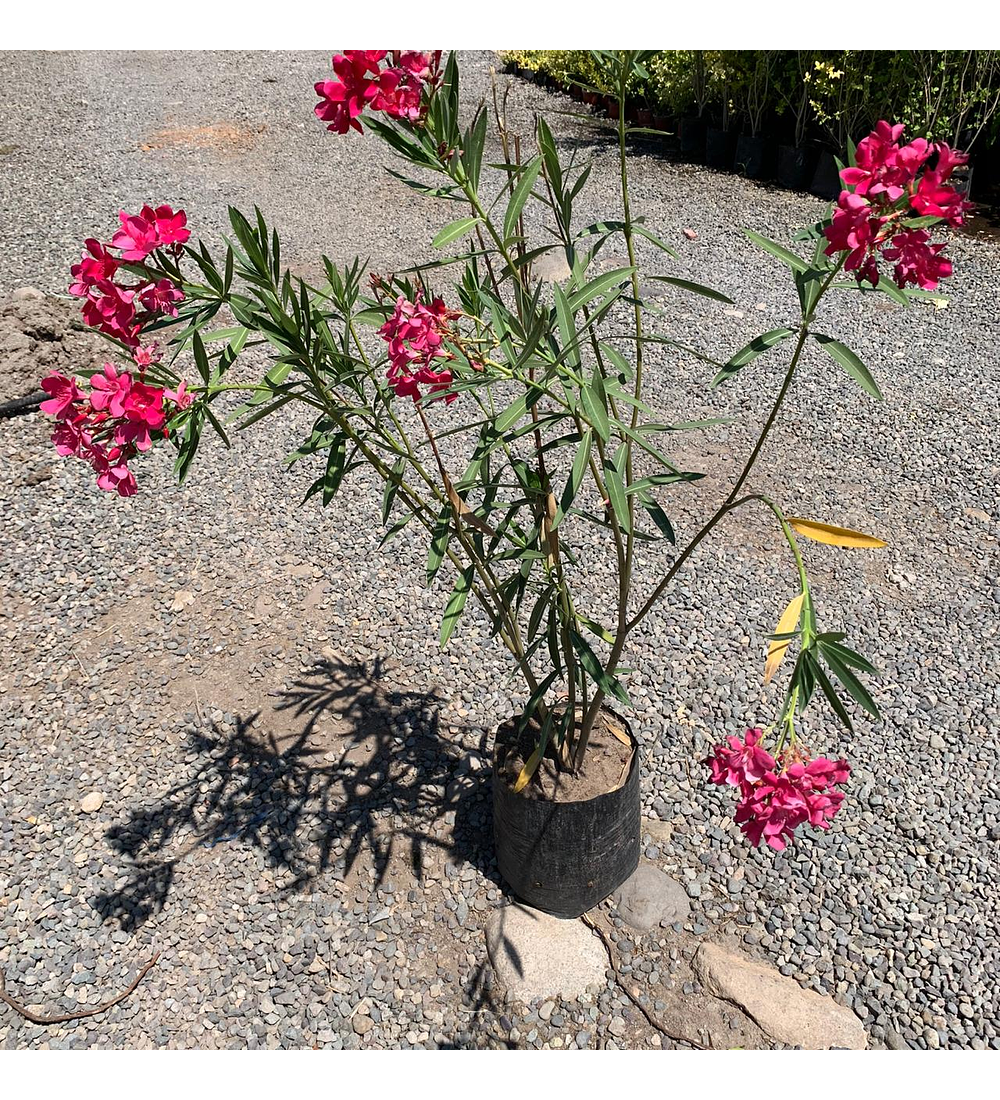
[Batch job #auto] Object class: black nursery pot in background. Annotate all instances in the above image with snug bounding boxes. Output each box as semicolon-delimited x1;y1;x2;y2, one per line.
777;144;818;191
734;134;775;181
492;715;642;919
679;116;707;161
705;127;737;170
811;150;842;200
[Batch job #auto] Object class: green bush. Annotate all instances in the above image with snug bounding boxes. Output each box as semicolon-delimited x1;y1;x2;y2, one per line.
500;49;1000;154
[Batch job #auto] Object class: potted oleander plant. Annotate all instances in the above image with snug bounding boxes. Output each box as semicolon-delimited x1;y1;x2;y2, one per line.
42;50;972;917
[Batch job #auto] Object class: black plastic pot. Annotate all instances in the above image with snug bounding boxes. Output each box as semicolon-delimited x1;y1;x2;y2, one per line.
705;127;736;171
492;712;641;918
777;144;818;191
734;134;775;180
679;116;706;161
810;151;842;200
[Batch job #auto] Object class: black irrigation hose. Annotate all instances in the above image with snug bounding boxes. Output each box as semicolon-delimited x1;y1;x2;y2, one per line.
0;391;45;418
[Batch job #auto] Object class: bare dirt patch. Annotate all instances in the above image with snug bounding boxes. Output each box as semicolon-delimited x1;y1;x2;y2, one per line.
0;290;104;404
139;123;267;155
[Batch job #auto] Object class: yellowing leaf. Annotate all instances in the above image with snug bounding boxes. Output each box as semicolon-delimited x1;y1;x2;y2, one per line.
606;720;632;747
512;745;543;794
786;517;887;549
764;592;805;684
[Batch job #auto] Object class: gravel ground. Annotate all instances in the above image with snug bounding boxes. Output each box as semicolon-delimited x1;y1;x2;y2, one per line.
2;50;1000;1051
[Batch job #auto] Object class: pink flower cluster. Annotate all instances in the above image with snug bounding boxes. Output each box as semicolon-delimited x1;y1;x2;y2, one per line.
707;728;850;851
314;50;441;135
379;292;464;404
823;121;971;290
40;360;192;497
69;205;189;347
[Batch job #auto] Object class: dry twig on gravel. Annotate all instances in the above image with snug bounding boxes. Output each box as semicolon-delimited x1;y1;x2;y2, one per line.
0;953;160;1026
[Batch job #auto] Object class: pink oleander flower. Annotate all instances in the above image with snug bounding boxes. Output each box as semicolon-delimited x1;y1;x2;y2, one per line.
380;292;461;403
149;204;190;248
165;379;193;410
91;445;138;497
114;381;166;451
372;67;423;122
315;51;385;134
111;204;190;260
39;371;84;419
133;342;162;368
89;362;132;417
139;277;185;317
51;417;91;457
706;727;776;789
394;50;436;81
80;279;139;345
112;209;161;261
729;750;851;850
824;121;968;289
881;228;952;290
824;191;886;282
315;50;436;134
69;239;119;297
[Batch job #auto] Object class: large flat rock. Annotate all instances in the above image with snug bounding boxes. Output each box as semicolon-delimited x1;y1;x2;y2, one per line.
693;942;867;1049
485;903;608;1003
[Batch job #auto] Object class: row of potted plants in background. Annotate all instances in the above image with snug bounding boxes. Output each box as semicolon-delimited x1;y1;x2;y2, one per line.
500;50;997;199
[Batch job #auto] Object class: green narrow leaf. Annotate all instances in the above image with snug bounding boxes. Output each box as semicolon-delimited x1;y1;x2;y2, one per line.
426;505;452;586
603;448;631;535
503;156;542;244
567;266;634;312
554;429;592;529
637;493;675;542
495;394;528;434
633;224;679;259
813;659;854;733
647;275;733;304
812;334;883;400
712;328;796;388
570;630;631;706
432;216;482;250
822;649;880;720
742;229;808;274
321;435;347;505
818;638;879;677
382;457;406;524
580;372;611;444
552;283;581;370
439;566;474;646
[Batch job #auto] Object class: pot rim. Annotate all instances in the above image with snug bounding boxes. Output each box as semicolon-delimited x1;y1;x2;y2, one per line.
492;704;640;808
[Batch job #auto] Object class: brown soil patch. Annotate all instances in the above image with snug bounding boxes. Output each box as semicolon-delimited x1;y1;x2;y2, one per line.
0;291;105;404
496;708;634;803
139;123;266;154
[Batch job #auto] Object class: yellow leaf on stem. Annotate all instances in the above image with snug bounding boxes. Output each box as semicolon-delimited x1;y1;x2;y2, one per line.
786;517;887;549
512;745;543;794
764;592;805;684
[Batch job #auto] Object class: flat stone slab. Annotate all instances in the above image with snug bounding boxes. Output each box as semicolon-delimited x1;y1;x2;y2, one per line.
485;903;607;1003
693;942;867;1049
613;861;690;931
531;251;571;283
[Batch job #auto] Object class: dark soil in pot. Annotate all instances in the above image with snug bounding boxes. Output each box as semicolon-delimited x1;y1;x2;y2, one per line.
492;708;641;918
777;144;818;191
705;127;736;170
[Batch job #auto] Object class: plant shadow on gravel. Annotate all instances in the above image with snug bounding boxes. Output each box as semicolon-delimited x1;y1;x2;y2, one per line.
91;654;500;932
